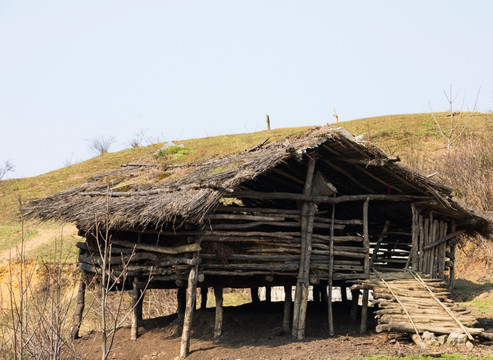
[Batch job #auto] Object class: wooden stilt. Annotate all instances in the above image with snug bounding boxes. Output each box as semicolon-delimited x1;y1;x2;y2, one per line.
131;280;143;340
296;203;316;340
340;286;347;303
328;201;335;336
293;157;316;340
360;198;370;333
177;287;186;316
320;281;328;303
71;273;86;339
313;285;321;303
265;286;272;303
283;285;292;333
418;215;424;272
201;287;208;309
250;287;260;304
214;287;223;339
350;289;359;322
411;203;419;271
448;221;456;293
179;255;199;358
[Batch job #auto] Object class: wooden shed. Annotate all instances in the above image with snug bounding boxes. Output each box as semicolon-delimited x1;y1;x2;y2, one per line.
24;127;490;356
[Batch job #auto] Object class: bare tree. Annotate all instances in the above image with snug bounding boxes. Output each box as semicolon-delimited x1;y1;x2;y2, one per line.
89;136;116;155
429;85;480;153
128;129;164;148
0;160;14;180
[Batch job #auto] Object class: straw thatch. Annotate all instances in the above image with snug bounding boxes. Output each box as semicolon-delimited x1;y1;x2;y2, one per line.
23;126;490;232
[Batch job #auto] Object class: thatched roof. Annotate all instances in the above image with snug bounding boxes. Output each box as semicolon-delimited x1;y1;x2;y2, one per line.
23;127;490;232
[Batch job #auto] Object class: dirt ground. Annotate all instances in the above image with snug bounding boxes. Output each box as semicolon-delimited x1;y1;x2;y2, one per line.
74;301;493;360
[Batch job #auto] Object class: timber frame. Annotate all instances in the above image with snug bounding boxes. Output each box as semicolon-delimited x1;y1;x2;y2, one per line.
24;127;491;357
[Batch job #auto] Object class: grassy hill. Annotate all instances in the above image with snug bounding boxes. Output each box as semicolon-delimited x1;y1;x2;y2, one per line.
2;112;492;221
0;112;491;259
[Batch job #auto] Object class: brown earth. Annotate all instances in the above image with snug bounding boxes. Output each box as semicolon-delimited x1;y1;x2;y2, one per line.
74;301;493;360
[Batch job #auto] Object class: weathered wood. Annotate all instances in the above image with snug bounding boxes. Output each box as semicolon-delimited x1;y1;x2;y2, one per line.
448;222;456;292
360;198;370;333
376;323;483;335
370;220;390;266
214;287;223;339
112;239;201;255
251;287;260;304
283;286;292;333
293;156;316;340
177;287;186;316
411;204;419;270
200;287;208;309
70;274;86;339
423;230;465;251
180;254;199;358
228;191;431;204
328;201;335;336
350;289;359;322
130;281;143;340
418;215;424;272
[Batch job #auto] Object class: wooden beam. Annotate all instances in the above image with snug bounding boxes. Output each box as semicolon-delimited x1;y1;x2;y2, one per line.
227;191;431;204
283;286;292;333
179;254;199;358
423;229;465;251
70;274;86;339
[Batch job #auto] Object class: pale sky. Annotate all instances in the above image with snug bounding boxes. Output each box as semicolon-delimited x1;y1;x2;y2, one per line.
1;1;492;179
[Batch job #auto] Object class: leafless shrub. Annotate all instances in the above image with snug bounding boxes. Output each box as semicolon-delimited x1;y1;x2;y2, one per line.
0;216;80;359
128;129;164;148
0;160;14;180
428;86;480;153
89;136;116;155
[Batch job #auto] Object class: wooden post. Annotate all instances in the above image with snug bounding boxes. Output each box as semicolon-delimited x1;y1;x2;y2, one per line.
418;215;424;271
282;285;292;333
250;287;260;305
266;114;271;130
71;273;86;339
265;286;272;303
292;157;316;340
179;254;199;358
411;203;419;270
423;217;430;274
328;201;335;336
131;280;143;340
431;220;438;278
320;281;328;303
297;203;316;340
350;289;359;322
200;287;208;309
448;221;456;293
340;286;347;303
177;287;186;316
214;287;223;339
360;198;370;333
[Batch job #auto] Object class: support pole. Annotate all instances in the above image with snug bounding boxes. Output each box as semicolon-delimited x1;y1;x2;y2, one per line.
200;287;208;309
283;286;292;333
131;280;143;340
179;254;199;358
448;221;456;293
177;287;186;316
411;203;419;270
328;201;335;336
265;286;272;303
350;289;359;322
250;287;260;305
71;273;86;339
360;197;370;333
292;156;316;340
213;287;223;339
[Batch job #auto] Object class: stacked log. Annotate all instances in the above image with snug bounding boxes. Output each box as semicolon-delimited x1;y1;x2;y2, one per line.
360;271;483;336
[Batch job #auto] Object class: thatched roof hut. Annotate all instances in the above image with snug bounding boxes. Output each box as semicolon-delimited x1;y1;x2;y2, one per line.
23;126;491;356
